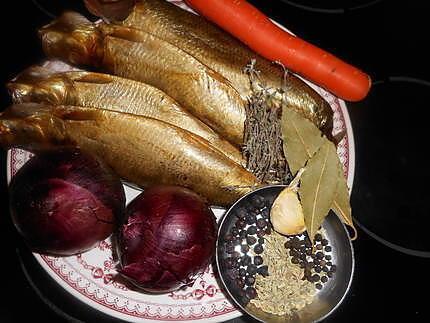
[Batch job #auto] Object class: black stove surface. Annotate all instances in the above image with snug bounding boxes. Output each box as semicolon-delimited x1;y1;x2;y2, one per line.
1;0;429;322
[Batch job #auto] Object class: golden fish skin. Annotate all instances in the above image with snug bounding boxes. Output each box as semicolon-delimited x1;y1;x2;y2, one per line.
0;103;259;206
102;0;334;136
7;65;244;165
40;13;246;145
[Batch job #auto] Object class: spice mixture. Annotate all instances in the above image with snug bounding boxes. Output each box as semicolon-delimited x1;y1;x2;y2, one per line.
222;192;338;317
249;231;315;316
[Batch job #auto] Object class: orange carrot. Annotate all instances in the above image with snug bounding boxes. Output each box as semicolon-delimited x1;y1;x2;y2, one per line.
184;0;371;102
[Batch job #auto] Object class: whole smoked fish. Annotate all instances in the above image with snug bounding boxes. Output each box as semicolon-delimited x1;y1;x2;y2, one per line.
8;65;244;165
85;0;334;136
0;103;259;205
40;12;246;145
39;11;334;143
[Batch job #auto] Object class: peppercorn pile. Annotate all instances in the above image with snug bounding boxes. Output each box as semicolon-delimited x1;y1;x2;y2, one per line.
223;194;272;301
284;232;336;290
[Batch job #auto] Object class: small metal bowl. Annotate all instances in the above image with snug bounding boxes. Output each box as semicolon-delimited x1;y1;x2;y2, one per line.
216;185;354;322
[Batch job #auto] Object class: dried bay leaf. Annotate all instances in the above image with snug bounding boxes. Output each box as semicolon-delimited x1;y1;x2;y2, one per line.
332;159;358;240
299;140;339;243
281;107;325;175
281;106;355;241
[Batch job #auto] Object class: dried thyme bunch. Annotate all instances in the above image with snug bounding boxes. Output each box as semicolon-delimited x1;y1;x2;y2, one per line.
243;60;291;184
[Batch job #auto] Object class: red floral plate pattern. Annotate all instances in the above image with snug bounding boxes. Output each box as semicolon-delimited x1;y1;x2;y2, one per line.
6;1;355;321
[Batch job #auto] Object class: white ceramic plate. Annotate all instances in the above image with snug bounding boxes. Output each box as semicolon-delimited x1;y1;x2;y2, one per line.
6;0;355;321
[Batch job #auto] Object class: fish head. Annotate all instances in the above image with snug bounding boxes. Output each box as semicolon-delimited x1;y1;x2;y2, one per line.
39;12;103;67
0;103;71;151
7;66;79;106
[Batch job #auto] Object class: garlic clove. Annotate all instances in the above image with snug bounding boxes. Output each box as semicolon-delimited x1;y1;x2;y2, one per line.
270;187;306;235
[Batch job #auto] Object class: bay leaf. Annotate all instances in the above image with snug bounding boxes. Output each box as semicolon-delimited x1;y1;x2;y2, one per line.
281;107;325;175
332;159;358;240
299;140;339;244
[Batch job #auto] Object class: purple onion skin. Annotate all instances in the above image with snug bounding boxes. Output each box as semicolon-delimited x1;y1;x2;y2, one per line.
9;149;125;256
119;186;217;293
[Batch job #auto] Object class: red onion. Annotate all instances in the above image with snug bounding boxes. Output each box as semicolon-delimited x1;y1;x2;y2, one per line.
119;186;217;293
9;149;125;256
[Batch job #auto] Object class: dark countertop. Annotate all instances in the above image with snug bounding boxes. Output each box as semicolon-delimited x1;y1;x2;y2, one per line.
1;0;429;322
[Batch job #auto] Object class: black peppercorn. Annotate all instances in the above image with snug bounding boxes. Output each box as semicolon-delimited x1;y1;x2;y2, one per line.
245;214;257;225
239;230;248;239
245;275;256;286
232;251;241;259
236;208;247;219
247;226;257;235
235;277;245;288
315;283;323;290
261;208;269;218
311;274;320;282
241;255;251;266
257;265;269;277
256;218;267;229
246;236;257;245
224;234;233;242
247;264;258;275
235;219;246;229
254;256;263;266
225;257;234;269
228;271;237;280
252;195;265;208
226;244;235;254
241;244;250;253
245;287;257;299
254;244;264;254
